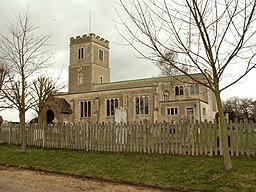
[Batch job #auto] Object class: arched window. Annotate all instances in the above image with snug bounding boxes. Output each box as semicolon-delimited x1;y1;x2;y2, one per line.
180;86;184;95
175;86;184;96
47;109;54;124
99;49;104;61
175;86;179;96
77;48;84;60
163;90;170;101
78;74;83;84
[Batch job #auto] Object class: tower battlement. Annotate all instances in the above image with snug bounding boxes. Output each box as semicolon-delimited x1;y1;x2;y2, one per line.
70;33;109;48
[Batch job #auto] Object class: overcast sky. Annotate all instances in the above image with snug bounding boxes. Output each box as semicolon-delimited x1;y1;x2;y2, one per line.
0;0;256;122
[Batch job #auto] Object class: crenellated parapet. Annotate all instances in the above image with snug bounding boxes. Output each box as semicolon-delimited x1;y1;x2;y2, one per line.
70;33;109;48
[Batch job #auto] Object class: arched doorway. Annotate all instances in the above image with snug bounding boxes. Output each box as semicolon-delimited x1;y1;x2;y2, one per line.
46;109;54;124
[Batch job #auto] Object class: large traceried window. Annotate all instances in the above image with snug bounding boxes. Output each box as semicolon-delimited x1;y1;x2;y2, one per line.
106;99;118;116
175;86;184;96
77;48;84;60
135;96;149;115
80;101;92;117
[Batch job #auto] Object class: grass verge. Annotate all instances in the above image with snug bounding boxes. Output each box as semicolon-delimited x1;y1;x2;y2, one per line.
0;144;255;192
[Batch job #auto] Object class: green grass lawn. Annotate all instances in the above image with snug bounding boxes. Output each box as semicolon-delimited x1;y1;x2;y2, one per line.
0;144;255;192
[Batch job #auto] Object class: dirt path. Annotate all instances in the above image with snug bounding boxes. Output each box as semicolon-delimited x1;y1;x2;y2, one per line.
0;165;177;192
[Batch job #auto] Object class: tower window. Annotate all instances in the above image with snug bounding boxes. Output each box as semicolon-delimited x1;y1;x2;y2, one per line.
77;48;84;60
78;74;83;84
99;49;104;61
135;96;149;115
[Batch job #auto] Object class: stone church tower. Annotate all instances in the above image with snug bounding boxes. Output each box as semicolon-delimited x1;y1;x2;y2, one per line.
68;33;110;93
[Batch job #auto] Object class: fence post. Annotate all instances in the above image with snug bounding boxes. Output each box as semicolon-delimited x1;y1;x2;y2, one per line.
251;120;255;156
8;126;11;144
143;119;148;153
209;121;213;156
245;119;250;156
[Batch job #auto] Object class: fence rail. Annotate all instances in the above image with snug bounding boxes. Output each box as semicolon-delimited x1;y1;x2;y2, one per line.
0;121;255;157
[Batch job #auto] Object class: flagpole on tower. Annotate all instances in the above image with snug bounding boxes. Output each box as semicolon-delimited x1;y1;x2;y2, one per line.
89;10;92;33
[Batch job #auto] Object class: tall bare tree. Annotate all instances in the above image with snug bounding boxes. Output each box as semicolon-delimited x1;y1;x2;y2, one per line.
0;9;53;152
118;0;256;170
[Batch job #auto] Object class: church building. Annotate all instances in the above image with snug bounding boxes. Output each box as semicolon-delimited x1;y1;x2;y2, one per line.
42;33;217;124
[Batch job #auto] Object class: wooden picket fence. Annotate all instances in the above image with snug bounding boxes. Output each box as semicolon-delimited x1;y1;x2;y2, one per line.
0;120;255;157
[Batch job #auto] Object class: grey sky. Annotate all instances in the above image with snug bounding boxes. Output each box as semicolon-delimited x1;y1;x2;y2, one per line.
0;0;255;121
0;0;160;121
0;0;159;81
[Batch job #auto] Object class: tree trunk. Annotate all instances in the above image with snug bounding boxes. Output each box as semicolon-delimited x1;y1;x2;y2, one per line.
215;90;232;170
20;111;26;152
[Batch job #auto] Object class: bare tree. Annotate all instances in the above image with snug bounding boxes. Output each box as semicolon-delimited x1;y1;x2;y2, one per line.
223;97;255;120
156;49;189;76
118;0;256;170
0;9;53;152
30;76;65;124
